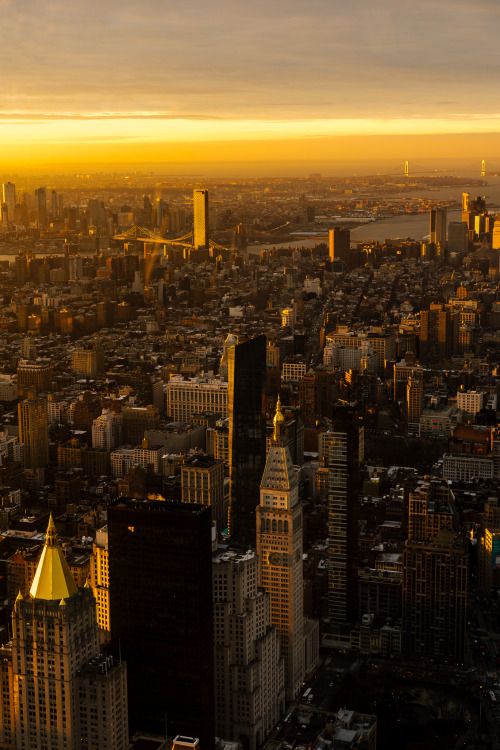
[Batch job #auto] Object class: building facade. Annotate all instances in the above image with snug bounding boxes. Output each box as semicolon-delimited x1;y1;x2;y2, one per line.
7;516;128;750
326;403;364;628
108;500;215;748
18;393;49;470
166;375;228;422
257;399;305;700
228;335;267;548
213;548;285;750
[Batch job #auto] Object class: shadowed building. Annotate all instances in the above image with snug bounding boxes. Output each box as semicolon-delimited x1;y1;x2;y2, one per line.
108;499;214;748
325;402;364;629
402;479;467;662
228;335;267;548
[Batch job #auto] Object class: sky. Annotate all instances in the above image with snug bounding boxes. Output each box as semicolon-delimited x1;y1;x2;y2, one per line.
1;0;499;172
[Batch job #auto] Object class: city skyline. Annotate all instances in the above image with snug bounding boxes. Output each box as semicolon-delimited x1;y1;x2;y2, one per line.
1;0;499;171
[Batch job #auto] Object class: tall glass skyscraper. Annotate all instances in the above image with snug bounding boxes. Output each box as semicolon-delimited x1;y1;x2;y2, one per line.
228;335;267;548
193;189;209;249
108;499;215;748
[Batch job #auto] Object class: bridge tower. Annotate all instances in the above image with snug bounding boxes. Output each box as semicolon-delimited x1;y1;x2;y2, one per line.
481;159;486;178
405;160;409;178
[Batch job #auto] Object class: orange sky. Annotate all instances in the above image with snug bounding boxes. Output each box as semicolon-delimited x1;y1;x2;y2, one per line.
3;129;499;175
1;0;500;174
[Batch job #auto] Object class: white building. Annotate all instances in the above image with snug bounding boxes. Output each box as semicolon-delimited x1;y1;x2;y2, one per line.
92;409;123;451
456;389;485;415
281;359;306;382
0;376;17;402
110;440;163;477
166;374;228;422
443;453;495;483
213;549;285;750
0;429;23;466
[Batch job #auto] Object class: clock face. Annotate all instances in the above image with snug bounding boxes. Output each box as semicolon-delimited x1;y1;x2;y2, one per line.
268;552;281;566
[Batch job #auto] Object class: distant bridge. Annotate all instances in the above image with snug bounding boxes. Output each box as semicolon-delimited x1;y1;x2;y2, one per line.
113;225;229;255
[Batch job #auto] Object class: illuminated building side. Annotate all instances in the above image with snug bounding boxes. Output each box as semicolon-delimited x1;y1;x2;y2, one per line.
257;398;305;700
9;516;128;750
18;392;49;470
193;189;209;249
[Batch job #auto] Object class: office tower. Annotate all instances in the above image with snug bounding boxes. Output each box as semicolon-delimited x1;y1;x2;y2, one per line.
328;227;350;264
406;375;423;436
51;189;58;219
429;207;447;247
9;516;128;750
448;221;468;254
257;399;305;700
181;454;227;533
90;525;111;642
92;408;123;451
213;548;285;750
122;404;159;444
72;345;105;377
35;186;47;226
21;335;37;361
108;500;215;747
166;374;228;422
402;479;467;661
96;300;117;328
219;332;237;381
2;182;15;221
170;209;186;233
18;393;49;470
228;335;267;548
419;303;458;366
492;219;500;250
193;189;209;249
326;402;364;628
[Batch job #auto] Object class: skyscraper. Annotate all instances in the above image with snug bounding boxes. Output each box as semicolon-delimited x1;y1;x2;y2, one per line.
402;479;467;661
328;227;350;264
228;335;267;548
2;182;15;222
406;374;423;436
326;402;364;628
35;187;47;227
419;303;458;366
18;392;49;470
213;548;285;749
429;207;447;247
108;499;215;748
193;189;209;249
9;516;128;750
257;399;306;700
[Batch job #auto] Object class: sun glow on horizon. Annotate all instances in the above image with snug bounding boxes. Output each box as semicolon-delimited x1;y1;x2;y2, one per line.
2;115;500;147
0;115;498;170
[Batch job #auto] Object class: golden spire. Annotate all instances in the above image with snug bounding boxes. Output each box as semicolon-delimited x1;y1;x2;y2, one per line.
273;395;285;442
30;514;78;601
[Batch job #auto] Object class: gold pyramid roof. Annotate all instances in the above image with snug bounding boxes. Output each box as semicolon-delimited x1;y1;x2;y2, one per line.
30;515;78;601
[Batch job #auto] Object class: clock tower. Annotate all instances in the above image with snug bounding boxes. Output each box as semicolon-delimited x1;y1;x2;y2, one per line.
257;398;305;700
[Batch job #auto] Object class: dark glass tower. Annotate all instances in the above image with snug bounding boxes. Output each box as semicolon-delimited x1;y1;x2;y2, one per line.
228;334;267;548
108;500;214;748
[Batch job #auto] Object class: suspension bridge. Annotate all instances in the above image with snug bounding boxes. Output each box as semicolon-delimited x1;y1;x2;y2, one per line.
113;225;229;256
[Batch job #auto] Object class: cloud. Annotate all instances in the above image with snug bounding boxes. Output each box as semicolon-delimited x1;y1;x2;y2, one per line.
0;0;499;125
